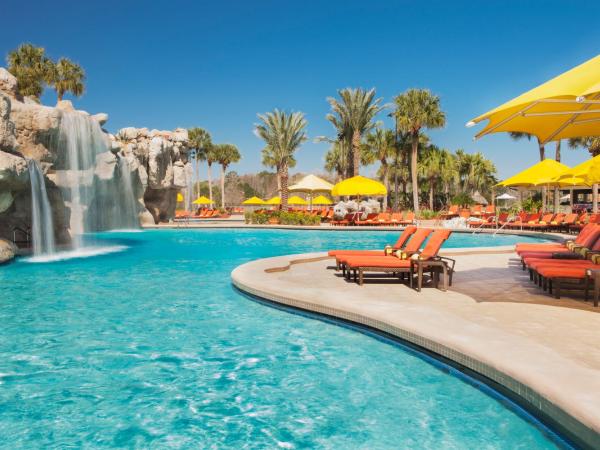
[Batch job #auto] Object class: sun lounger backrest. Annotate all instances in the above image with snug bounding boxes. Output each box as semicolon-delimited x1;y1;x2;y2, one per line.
392;225;417;249
485;205;495;214
419;229;452;259
580;227;600;250
497;212;509;222
404;228;433;253
574;223;597;244
540;213;553;222
404;212;415;221
449;205;459;213
563;213;577;224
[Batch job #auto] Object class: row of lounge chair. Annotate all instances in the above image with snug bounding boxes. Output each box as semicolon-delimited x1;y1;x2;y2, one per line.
328;226;455;290
175;209;230;219
440;204;495;220
330;211;416;226
471;212;600;233
516;223;600;306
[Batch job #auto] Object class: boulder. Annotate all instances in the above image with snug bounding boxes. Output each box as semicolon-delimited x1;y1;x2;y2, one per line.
0;94;17;152
0;150;28;192
0;68;18;98
56;100;75;112
92;112;108;125
0;239;17;264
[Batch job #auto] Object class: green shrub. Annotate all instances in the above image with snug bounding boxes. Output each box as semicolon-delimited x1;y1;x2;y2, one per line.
417;209;437;220
521;198;543;213
451;192;474;208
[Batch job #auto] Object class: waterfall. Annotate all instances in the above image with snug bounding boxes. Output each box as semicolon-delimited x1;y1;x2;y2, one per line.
117;156;139;229
55;111;109;248
54;111;139;247
27;160;56;256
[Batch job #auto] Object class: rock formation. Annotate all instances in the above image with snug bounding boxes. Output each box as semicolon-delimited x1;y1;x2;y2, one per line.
0;65;193;251
112;127;192;223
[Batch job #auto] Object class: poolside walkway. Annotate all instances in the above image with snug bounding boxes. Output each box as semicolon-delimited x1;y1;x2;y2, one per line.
232;249;600;449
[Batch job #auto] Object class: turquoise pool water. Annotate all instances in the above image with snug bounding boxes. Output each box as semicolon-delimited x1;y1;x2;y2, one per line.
0;229;565;449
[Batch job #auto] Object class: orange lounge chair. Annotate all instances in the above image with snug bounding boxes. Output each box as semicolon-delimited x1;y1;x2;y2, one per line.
389;212;403;226
516;223;598;255
329;226;418;266
334;227;432;274
440;205;459;220
399;211;415;225
356;213;379;226
344;229;452;286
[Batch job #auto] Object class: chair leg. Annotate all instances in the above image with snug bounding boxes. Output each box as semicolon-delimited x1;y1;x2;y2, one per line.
358;269;363;286
554;279;561;299
584;275;590;301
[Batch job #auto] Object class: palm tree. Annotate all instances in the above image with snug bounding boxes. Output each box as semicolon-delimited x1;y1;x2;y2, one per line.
418;146;444;210
362;127;396;209
509;132;546;161
439;149;458;203
568;137;600;157
326;88;383;177
323;141;348;181
50;57;85;102
255;109;308;210
188;128;212;197
213;144;241;208
393;89;446;213
205;144;219;207
456;150;497;196
6;43;54;99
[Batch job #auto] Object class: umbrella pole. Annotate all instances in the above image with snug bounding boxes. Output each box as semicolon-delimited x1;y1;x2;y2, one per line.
570;188;574;212
594;184;598;213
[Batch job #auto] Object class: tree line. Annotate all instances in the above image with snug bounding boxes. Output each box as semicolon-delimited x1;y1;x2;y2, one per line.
252;88;497;213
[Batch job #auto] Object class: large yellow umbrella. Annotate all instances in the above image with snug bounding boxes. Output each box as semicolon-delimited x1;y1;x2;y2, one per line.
287;195;308;206
498;159;569;187
311;195;333;205
331;176;387;197
265;196;281;205
242;196;266;205
556;155;600;186
192;195;213;205
468;54;600;144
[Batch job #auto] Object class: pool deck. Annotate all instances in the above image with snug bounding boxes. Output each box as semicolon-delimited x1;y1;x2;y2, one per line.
232;248;600;449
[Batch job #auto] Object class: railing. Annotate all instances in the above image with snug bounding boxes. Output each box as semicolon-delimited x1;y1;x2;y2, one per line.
12;226;31;247
493;215;518;236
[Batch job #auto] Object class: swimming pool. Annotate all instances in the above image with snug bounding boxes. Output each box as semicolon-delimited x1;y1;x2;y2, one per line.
0;229;565;448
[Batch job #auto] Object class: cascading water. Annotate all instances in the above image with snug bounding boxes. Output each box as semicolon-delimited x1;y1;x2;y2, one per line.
27;160;56;256
116;156;139;229
55;111;108;248
54;111;139;249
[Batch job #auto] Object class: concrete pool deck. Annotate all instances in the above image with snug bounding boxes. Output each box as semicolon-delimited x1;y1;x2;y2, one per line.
232;249;600;449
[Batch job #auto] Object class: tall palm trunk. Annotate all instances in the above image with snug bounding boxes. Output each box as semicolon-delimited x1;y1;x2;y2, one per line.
207;161;213;209
410;133;420;213
381;162;389;210
276;169;282;196
555;140;561;162
429;180;435;210
220;164;226;208
280;165;289;211
352;129;361;177
537;137;545;161
195;157;201;197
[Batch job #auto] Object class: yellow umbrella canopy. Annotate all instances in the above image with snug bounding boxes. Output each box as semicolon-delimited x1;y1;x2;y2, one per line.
311;195;333;205
331;176;387;196
468;54;600;144
498;159;570;187
192;195;213;205
242;196;266;205
176;192;184;202
556;154;600;186
289;174;334;193
287;195;308;205
265;196;281;205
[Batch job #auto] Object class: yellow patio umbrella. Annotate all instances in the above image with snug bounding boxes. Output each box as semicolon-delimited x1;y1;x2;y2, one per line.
468;54;600;144
311;195;333;205
331;176;387;197
192;195;213;205
498;159;570;187
176;192;184;202
287;195;308;206
556;155;600;186
242;196;266;205
265;196;281;205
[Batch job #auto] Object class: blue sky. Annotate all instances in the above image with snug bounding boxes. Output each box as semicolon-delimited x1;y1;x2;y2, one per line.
2;0;600;179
